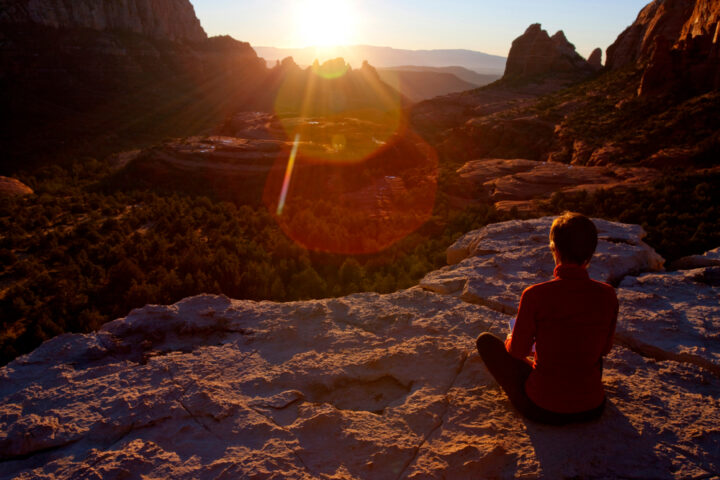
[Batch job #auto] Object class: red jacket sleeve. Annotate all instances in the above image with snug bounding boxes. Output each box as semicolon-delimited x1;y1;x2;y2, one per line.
601;289;619;356
506;287;536;360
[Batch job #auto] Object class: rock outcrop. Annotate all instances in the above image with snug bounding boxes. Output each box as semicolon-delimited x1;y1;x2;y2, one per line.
606;0;720;95
587;47;603;70
2;218;719;479
0;176;33;196
449;159;661;212
0;0;207;42
422;217;664;312
605;0;694;69
0;0;268;171
503;24;593;80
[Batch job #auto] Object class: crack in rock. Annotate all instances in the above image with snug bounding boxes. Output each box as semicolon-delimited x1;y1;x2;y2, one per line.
0;436;82;464
246;403;318;478
395;351;470;480
177;398;222;441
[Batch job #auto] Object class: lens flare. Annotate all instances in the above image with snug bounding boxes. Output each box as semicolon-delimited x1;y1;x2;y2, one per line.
273;60;405;165
265;37;438;254
264;130;438;255
277;133;302;216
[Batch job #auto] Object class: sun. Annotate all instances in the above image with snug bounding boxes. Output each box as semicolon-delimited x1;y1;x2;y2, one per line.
295;0;357;47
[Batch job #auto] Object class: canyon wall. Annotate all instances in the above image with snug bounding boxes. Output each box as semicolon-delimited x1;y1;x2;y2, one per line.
0;0;207;42
0;0;268;172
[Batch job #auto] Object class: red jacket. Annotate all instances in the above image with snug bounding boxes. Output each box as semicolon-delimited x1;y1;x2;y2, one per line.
505;264;618;413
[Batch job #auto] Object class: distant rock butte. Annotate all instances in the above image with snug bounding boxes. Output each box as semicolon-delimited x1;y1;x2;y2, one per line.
503;24;593;80
0;0;207;42
2;218;719;479
0;176;33;196
588;48;603;70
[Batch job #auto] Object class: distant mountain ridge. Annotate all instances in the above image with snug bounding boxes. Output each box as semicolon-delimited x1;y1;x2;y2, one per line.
377;68;486;102
254;45;507;75
381;65;501;87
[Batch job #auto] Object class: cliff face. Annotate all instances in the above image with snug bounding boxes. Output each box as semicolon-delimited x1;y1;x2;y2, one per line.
0;0;207;42
503;24;594;80
606;0;720;95
605;0;693;69
0;0;268;172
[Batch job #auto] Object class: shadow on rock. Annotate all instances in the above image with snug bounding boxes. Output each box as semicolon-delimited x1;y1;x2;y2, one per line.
524;400;673;479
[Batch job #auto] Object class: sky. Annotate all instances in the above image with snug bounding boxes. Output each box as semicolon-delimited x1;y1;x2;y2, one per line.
191;0;650;59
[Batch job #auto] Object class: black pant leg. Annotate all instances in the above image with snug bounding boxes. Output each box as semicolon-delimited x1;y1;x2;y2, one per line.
476;332;533;408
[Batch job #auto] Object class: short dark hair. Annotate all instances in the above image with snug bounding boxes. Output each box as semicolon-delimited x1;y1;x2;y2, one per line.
549;212;598;265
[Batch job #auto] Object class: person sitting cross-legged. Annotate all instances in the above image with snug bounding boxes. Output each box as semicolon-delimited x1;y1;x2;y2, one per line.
476;212;618;425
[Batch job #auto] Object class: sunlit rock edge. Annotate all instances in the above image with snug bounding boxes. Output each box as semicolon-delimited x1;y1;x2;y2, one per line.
0;217;718;479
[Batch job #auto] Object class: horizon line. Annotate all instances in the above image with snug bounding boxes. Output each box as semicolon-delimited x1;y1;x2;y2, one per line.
249;43;509;59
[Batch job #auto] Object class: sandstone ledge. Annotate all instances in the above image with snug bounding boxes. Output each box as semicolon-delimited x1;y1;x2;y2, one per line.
1;219;718;479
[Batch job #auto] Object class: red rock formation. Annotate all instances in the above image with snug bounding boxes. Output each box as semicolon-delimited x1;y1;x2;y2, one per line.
503;24;592;80
606;0;720;95
0;0;268;169
606;0;693;69
588;48;603;70
0;0;207;42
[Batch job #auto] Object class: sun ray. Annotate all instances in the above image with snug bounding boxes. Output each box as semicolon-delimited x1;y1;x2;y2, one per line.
277;133;302;215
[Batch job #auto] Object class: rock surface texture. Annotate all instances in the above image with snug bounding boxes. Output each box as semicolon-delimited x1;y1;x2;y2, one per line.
503;24;593;80
2;218;719;479
0;0;207;42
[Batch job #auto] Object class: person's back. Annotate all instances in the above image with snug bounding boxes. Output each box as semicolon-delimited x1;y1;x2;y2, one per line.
477;212;618;424
509;265;618;413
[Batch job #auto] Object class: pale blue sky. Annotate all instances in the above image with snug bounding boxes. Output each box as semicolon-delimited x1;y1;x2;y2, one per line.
191;0;650;59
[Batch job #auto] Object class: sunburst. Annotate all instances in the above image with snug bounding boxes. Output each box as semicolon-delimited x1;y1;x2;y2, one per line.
295;0;357;47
